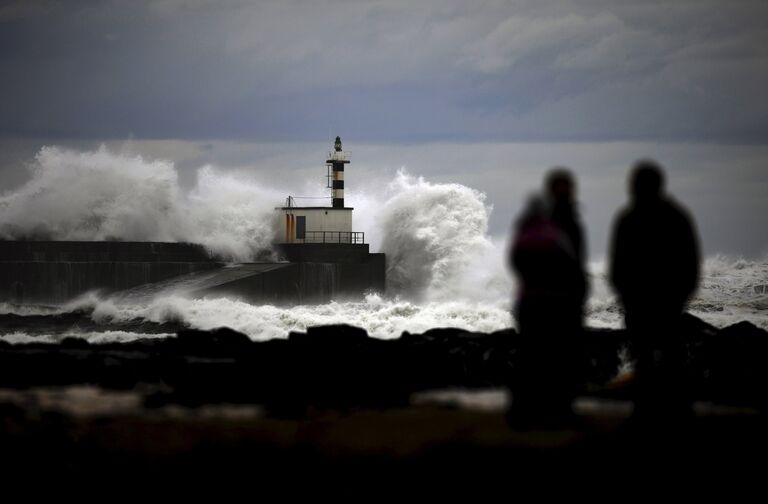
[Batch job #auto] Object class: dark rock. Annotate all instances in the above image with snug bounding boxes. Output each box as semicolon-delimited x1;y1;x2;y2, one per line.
0;315;766;411
176;327;252;352
61;337;90;348
289;324;369;345
698;320;768;408
681;312;719;339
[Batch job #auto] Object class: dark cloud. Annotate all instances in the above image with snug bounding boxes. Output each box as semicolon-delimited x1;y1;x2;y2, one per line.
0;0;767;142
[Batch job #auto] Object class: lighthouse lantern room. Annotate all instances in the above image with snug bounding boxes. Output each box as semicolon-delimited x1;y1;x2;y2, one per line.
278;136;364;244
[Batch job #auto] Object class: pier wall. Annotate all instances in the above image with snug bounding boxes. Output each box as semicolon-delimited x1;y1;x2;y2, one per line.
277;244;385;297
0;241;222;304
0;241;385;304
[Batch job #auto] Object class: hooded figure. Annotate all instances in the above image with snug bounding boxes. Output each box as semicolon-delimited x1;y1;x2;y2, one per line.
511;169;588;336
609;160;700;418
507;169;588;426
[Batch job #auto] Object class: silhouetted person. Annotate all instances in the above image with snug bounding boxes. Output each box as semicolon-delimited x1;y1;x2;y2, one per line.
508;169;588;426
609;160;700;419
547;169;587;270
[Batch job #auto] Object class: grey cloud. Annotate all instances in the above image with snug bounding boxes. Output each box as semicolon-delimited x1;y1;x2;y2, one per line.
0;0;767;142
460;12;623;73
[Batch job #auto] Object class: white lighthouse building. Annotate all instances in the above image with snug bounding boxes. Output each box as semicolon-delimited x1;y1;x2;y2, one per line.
277;136;364;245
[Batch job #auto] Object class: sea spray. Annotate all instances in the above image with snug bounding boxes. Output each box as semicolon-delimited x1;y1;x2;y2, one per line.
0;146;284;261
377;170;510;302
0;146;188;242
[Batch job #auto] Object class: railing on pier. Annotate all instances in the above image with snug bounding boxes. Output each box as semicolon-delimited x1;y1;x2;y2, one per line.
299;231;365;244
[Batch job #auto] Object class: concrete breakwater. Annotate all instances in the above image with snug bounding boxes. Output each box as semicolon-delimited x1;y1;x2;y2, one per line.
0;241;221;304
0;241;385;304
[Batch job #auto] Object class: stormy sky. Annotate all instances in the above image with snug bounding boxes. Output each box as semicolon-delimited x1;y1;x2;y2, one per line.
1;0;767;257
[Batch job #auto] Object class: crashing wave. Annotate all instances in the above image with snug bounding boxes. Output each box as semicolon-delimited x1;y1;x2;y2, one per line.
0;146;283;261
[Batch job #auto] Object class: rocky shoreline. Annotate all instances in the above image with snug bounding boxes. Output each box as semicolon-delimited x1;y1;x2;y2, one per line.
1;314;766;409
1;315;767;493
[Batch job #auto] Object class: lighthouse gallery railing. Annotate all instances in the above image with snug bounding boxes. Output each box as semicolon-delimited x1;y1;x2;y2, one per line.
300;231;365;244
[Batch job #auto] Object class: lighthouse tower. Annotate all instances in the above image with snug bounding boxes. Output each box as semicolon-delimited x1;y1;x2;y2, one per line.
328;135;349;208
277;136;362;245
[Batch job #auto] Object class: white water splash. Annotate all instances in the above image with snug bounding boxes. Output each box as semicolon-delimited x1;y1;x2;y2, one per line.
0;146;284;260
377;170;510;302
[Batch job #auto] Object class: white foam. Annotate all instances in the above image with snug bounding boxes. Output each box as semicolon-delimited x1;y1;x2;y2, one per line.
584;255;768;330
75;294;511;341
0;330;173;345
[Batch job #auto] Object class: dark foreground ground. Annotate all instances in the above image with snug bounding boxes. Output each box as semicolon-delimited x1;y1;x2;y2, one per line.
1;315;767;496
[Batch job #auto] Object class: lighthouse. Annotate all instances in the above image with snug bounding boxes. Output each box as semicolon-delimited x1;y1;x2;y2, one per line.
329;135;349;209
0;136;384;306
275;136;384;294
277;136;363;245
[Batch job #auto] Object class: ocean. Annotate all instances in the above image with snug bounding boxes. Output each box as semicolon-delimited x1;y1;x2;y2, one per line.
1;146;766;343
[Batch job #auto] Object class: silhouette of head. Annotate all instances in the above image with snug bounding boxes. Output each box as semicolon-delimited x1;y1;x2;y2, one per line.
545;168;575;206
630;160;665;203
517;194;547;228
